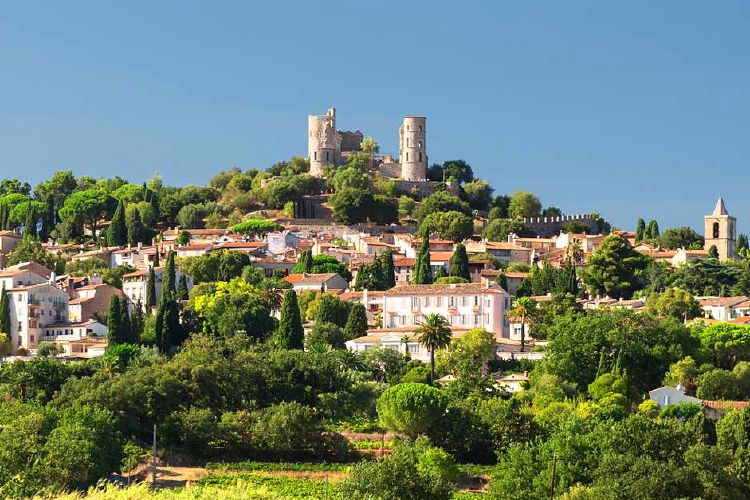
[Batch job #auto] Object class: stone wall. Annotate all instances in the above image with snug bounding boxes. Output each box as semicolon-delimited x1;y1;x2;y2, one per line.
521;213;600;237
339;130;364;152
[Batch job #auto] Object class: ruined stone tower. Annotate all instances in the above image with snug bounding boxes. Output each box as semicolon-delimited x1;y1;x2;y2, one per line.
308;108;341;177
704;197;738;261
399;116;427;181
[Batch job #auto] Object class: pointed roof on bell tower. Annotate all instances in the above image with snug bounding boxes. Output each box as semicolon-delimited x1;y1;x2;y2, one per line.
713;197;729;216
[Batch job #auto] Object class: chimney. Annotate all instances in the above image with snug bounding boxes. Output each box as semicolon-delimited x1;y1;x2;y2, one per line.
363;287;369;306
137;242;142;251
49;271;56;286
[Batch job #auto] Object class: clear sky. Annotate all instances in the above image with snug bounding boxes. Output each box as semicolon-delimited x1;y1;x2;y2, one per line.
1;1;749;231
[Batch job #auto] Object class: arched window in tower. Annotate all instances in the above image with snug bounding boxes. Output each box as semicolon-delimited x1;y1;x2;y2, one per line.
418;141;422;149
419;153;422;162
314;151;317;161
713;222;720;239
406;152;409;161
325;151;330;161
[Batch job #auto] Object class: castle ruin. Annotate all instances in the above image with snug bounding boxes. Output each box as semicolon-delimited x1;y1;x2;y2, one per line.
307;108;428;181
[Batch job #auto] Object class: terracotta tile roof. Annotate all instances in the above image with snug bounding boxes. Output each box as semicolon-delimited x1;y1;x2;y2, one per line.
212;242;267;250
504;272;530;279
284;273;340;284
123;267;163;279
702;400;748;411
429;252;455;262
339;291;386;301
350;327;472;343
728;316;750;325
8;283;55;292
164;228;229;236
485;242;530;251
75;283;108;291
699;296;749;307
394;258;416;267
383;283;505;296
178;243;213;250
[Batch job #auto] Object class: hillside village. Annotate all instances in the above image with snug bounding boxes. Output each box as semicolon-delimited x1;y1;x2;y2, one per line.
3;110;750;498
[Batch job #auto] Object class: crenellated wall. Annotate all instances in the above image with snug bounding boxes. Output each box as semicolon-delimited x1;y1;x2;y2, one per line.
521;214;601;237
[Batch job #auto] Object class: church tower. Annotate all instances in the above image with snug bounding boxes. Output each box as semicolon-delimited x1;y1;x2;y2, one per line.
704;197;737;261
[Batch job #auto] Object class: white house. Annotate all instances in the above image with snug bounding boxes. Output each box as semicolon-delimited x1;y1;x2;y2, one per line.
266;230;302;255
7;282;69;352
381;283;509;337
122;267;193;311
648;386;701;408
698;296;749;321
283;273;349;292
0;261;51;291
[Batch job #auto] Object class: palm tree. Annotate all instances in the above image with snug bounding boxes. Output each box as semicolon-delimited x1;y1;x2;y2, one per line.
565;238;584;266
509;297;535;352
416;313;452;382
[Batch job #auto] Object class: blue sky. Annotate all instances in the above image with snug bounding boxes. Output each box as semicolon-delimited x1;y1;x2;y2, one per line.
1;1;749;231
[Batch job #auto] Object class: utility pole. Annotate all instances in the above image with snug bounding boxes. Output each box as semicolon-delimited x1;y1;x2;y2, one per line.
151;423;157;487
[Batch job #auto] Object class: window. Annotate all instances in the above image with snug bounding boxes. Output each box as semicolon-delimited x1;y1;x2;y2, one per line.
406;152;409;161
313;151;317;160
449;297;455;307
17;322;22;332
407;125;410;131
424;296;430;307
408;344;420;354
460;315;466;325
713;222;720;239
436;297;442;307
474;296;480;306
474;314;482;325
418;153;422;162
419;125;423;131
411;297;419;308
325;151;330;161
406;137;410;146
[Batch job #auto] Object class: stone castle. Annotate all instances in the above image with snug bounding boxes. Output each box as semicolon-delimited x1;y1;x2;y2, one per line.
307;108;428;181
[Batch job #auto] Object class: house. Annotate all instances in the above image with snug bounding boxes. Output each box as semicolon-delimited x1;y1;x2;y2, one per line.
41;319;108;357
121;267;194;310
266;230;302;255
648;386;701;408
283;273;349;292
67;283;123;323
381;283;509;337
0;262;51;291
393;257;416;284
345;326;475;363
702;400;748;419
495;372;529;393
339;289;386;323
175;243;213;258
0;231;21;267
69;246;121;268
671;248;709;267
464;240;531;266
698;296;749;321
7;282;69;352
111;244;157;269
162;228;231;242
253;257;296;278
211;241;268;256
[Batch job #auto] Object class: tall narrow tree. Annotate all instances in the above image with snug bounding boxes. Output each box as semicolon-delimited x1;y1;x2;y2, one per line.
177;274;189;300
274;289;304;349
119;296;132;343
635;218;646;242
449;243;471;281
0;288;10;337
646;220;660;240
413;236;433;284
146;267;157;311
126;206;145;246
39;194;56;241
154;251;181;352
130;299;144;343
107;295;122;345
380;249;396;289
23;204;36;239
108;199;127;246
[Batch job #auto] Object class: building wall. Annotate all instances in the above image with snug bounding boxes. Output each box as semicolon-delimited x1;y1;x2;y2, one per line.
381;290;507;336
308;108;341;177
8;285;69;351
704;214;737;261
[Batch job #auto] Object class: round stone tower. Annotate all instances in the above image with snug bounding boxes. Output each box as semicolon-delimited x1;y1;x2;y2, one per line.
399;116;427;181
308;108;340;177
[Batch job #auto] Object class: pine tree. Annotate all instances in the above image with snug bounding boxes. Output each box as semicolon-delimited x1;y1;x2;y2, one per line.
274;290;304;349
413;236;433;284
107;295;122;345
126;206;145;246
146;267;157;310
635;218;646;242
449;243;470;281
177;274;189;300
108;199;127;246
380;249;396;289
0;288;10;336
344;302;368;340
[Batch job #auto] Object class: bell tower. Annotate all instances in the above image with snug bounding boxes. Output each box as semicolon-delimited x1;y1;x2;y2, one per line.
704;197;737;261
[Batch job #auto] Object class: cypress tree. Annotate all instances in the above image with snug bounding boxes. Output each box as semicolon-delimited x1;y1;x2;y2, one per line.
434;265;446;280
130;299;144;343
344;302;368;340
380;249;396;289
274;290;304;349
292;250;313;274
152;250;160;267
23;203;36;239
154;251;181;352
107;295;122;345
646;219;660;240
635;218;646;242
354;263;374;291
177;274;189;300
119;296;132;343
738;234;749;253
108;199;127;246
412;236;433;284
126;206;145;246
146;267;157;310
449;243;470;281
0;288;10;336
40;194;56;241
496;270;508;291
